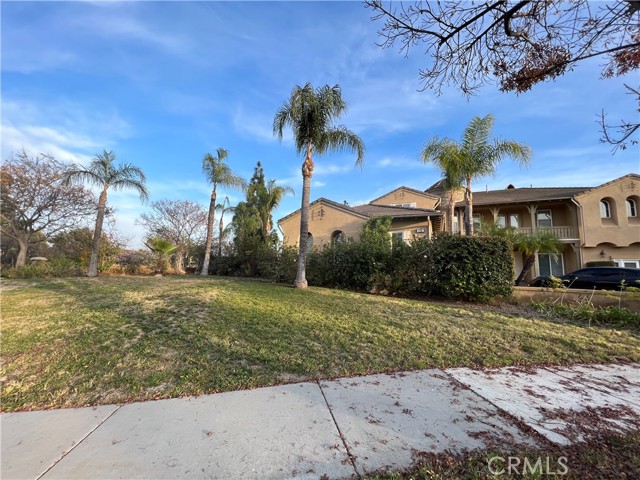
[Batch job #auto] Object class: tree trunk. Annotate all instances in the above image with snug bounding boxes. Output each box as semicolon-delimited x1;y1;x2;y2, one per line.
464;178;473;236
516;254;536;285
15;235;28;268
294;146;314;289
200;186;217;275
174;247;186;274
447;189;456;234
218;216;224;258
88;189;108;277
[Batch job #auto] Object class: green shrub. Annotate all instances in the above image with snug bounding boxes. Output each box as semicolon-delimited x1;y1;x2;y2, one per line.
429;235;513;301
1;257;82;278
585;260;617;267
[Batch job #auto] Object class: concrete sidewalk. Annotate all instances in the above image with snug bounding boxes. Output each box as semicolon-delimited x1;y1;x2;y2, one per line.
2;363;639;480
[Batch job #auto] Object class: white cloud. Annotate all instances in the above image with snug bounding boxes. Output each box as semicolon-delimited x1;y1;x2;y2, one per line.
1;98;132;164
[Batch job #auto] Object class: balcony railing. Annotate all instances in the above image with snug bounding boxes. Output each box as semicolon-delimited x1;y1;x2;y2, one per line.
518;226;578;239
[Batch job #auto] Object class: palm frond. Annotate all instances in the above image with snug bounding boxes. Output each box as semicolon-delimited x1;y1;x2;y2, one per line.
320;127;365;167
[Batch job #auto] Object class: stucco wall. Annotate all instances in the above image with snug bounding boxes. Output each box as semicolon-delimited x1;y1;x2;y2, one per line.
372;188;439;209
279;201;366;248
575;175;640;247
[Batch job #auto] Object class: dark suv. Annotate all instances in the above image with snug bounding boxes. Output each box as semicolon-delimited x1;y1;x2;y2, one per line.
530;267;640;290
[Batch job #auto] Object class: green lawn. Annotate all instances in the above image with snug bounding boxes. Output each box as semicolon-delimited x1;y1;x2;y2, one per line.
2;276;639;412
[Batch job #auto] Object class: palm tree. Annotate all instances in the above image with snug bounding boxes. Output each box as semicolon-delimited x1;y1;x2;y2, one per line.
423;115;532;236
216;196;235;257
480;225;561;285
255;179;294;238
421;139;464;233
273;83;365;288
64;150;148;277
200;148;246;275
145;236;177;276
512;230;562;285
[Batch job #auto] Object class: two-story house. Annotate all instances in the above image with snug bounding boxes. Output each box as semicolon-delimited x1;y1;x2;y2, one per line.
278;174;640;281
277;187;442;249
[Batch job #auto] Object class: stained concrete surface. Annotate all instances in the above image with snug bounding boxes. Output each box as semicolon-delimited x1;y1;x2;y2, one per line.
319;369;539;476
38;383;353;480
2;363;639;480
448;364;640;445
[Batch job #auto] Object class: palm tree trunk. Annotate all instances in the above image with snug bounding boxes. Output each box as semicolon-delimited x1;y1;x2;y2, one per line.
464;178;473;236
88;189;108;277
448;189;456;234
295;147;314;289
218;215;224;258
201;186;217;275
516;254;536;285
15;236;28;268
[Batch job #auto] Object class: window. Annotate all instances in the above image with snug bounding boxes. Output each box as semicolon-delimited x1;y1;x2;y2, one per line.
627;198;637;217
537;210;552;227
615;259;640;269
538;253;564;277
600;200;611;218
391;231;404;243
473;214;482;231
331;230;346;245
496;213;519;229
452;215;459;234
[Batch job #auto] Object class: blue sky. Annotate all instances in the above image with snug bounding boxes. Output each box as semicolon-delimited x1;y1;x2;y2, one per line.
2;1;638;248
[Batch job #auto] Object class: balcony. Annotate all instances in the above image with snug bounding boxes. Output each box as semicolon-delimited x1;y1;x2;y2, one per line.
518;226;578;240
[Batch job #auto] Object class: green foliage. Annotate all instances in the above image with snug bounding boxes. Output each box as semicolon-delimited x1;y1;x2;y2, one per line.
428;235;514;301
1;257;82;278
307;224;513;301
532;301;640;330
586;261;617;267
50;227;122;273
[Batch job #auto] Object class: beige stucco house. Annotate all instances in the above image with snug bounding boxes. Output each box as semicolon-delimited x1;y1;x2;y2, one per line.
278;174;640;281
278;187;442;249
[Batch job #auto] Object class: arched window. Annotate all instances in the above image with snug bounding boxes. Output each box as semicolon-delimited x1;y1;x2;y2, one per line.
331;230;346;245
306;233;314;253
600;199;611;218
627;198;638;217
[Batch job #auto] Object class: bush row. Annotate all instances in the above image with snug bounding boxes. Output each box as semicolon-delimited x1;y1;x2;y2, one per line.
307;234;514;302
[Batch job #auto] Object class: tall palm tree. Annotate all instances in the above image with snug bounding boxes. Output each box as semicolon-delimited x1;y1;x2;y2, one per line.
421;139;464;233
216;196;235;257
255;179;294;238
64;150;148;277
273;83;365;288
201;148;246;275
424;115;532;236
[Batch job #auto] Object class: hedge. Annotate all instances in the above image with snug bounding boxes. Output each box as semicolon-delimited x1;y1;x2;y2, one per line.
307;234;514;302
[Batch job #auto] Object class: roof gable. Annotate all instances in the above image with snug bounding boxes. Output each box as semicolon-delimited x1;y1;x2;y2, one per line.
574;173;640;199
369;186;440;205
277;197;369;225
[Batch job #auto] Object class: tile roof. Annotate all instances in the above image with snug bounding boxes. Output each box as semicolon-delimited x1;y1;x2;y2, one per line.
456;187;590;206
351;203;441;218
277;197;441;224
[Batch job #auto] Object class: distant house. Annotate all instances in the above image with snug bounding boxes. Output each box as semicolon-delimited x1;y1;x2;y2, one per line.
277;187;442;249
278;174;640;282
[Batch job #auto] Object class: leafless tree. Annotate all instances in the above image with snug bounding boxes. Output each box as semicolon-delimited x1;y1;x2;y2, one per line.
366;1;640;148
1;150;97;268
138;199;208;273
